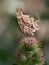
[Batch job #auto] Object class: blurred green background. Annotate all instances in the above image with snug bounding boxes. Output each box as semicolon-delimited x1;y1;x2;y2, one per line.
0;0;49;65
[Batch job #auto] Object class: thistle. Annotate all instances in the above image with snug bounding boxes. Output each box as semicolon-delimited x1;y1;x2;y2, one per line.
15;8;45;65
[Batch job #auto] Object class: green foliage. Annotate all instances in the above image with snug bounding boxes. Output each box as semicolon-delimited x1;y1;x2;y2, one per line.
0;15;22;65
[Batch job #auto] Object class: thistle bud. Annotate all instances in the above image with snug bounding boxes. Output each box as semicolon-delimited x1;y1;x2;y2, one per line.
16;8;45;65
